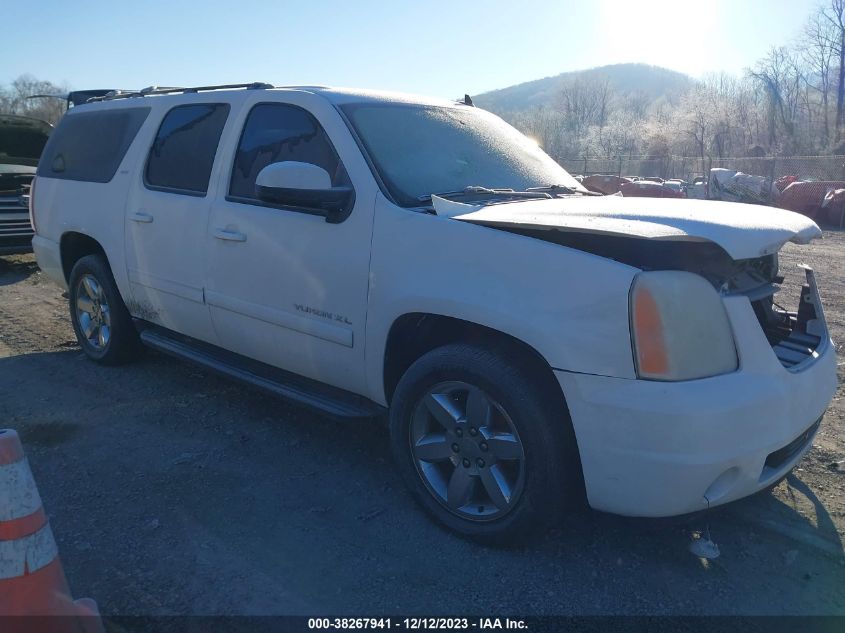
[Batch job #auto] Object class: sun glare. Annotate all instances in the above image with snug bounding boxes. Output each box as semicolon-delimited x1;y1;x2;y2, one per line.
598;0;719;76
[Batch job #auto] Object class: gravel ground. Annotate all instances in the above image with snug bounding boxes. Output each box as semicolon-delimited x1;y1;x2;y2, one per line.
0;234;843;616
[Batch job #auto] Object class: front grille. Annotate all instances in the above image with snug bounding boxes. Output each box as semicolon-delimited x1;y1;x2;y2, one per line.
0;214;33;236
0;193;33;247
0;202;27;213
0;193;27;213
0;180;33;252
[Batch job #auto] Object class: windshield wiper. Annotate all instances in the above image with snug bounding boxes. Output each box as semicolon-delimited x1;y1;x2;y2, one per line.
527;184;601;196
418;186;553;203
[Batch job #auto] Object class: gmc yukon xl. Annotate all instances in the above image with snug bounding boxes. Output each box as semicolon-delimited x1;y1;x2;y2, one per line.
30;83;837;542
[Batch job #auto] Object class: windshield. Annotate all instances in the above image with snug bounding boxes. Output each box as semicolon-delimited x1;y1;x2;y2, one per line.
340;103;585;207
0;115;51;168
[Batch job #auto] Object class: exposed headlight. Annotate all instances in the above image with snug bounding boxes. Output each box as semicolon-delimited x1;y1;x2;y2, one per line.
630;271;738;381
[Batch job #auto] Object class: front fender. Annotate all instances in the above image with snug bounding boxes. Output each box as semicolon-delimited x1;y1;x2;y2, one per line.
364;197;639;404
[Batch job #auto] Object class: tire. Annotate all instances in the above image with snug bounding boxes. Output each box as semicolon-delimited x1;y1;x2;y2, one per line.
389;343;581;545
68;254;142;365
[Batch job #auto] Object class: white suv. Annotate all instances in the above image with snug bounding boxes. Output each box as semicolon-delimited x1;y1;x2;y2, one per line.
30;83;837;542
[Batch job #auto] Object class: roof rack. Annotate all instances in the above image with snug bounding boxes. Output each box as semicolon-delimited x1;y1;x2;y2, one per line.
87;82;274;103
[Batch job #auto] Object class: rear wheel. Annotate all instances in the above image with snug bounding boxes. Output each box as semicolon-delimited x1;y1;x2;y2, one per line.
68;254;141;365
389;343;580;544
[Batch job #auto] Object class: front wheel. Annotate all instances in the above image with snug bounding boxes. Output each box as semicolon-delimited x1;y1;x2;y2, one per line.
68;254;141;365
389;343;580;544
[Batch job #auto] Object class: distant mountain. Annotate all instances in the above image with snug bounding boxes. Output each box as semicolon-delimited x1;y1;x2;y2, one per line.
472;63;693;114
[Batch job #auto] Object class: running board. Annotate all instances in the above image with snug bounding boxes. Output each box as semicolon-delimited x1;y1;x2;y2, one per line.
138;326;385;419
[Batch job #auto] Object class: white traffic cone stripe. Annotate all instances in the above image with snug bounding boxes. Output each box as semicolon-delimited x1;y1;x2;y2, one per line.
0;458;43;522
0;522;59;580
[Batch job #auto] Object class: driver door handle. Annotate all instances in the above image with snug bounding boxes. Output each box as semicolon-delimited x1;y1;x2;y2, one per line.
213;228;247;242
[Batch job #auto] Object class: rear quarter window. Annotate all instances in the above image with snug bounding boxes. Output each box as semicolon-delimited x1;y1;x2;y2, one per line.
37;107;150;183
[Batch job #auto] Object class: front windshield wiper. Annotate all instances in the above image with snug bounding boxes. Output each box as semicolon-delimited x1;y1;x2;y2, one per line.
418;184;600;204
418;186;553;204
527;184;602;196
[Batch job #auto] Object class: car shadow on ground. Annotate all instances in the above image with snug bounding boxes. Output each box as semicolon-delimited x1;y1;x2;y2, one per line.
0;255;38;286
2;348;843;615
591;472;845;561
725;472;845;559
570;477;841;548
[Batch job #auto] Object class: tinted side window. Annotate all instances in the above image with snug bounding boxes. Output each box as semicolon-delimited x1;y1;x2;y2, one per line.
37;107;150;183
145;104;230;195
229;103;347;200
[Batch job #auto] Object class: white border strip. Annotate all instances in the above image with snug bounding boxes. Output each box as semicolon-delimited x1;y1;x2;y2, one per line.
0;522;58;580
0;458;42;522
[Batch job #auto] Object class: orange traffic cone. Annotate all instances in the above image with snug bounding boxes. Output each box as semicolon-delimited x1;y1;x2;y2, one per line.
0;429;104;633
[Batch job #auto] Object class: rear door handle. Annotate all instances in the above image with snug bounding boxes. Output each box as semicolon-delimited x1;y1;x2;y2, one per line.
130;211;154;223
213;228;247;242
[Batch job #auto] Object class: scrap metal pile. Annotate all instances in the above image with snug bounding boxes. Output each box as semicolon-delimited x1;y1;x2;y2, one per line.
575;168;845;226
777;180;845;225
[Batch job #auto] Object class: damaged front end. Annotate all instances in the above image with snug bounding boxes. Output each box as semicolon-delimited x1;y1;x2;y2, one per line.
486;227;828;372
444;194;830;372
749;266;827;370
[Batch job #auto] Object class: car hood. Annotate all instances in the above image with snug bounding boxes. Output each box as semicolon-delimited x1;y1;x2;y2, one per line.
440;195;822;260
0;115;51;168
0;164;36;175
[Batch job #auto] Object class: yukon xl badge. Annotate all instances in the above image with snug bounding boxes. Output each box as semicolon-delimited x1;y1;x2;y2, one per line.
294;303;352;326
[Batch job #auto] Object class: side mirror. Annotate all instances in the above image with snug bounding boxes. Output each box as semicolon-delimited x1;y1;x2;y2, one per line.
255;161;353;223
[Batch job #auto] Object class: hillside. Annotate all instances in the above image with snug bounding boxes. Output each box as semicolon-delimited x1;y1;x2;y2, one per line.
472;63;693;114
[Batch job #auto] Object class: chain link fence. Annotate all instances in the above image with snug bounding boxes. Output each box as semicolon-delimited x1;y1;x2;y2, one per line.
558;155;845;183
557;155;845;227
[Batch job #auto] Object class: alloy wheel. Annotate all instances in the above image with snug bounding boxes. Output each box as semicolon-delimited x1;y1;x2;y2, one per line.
75;274;111;350
409;381;526;521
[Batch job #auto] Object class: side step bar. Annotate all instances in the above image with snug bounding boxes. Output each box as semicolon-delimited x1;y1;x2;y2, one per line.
138;326;385;419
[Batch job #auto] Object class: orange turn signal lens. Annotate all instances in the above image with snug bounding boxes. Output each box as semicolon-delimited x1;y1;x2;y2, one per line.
631;285;669;377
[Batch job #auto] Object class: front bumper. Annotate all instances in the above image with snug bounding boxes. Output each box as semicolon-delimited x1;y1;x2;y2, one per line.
0;243;33;256
557;289;838;517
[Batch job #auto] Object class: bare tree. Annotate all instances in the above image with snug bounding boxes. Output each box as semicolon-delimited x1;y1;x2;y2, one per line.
0;75;67;125
622;91;651;120
820;0;845;142
749;48;803;150
803;8;837;145
678;85;713;163
555;77;613;132
495;3;845;161
584;110;643;158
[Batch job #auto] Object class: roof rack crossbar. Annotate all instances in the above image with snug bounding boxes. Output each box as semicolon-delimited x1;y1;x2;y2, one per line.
87;82;274;102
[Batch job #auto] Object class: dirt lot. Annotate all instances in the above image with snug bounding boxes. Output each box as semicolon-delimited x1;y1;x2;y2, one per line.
0;234;844;616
